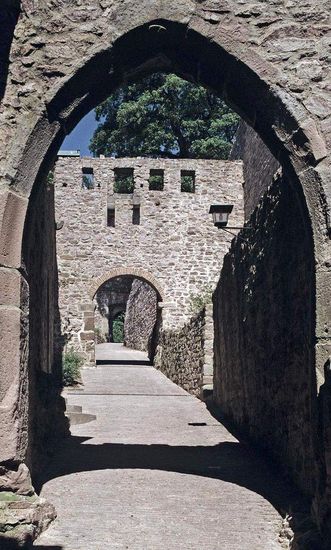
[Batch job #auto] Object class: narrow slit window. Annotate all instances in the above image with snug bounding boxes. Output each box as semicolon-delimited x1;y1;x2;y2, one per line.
181;170;195;193
149;169;164;191
132;205;140;225
114;168;134;193
82;167;94;189
107;207;115;227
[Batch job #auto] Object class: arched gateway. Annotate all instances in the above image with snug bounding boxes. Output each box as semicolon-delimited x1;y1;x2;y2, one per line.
76;268;165;364
0;1;330;544
90;269;164;302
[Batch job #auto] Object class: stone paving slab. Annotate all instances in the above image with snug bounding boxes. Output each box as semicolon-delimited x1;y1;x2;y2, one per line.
95;343;149;363
34;348;292;550
68;365;186;396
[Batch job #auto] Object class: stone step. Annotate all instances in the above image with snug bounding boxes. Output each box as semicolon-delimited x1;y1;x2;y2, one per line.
200;383;213;402
65;411;96;426
65;404;83;413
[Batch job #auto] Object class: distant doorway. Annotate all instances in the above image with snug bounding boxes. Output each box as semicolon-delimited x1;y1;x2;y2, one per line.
93;275;161;360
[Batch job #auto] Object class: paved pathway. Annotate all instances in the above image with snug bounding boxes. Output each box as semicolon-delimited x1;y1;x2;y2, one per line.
34;344;293;550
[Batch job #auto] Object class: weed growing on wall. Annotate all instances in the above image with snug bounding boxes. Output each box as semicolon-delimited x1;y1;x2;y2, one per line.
189;284;213;314
94;327;107;344
62;349;83;386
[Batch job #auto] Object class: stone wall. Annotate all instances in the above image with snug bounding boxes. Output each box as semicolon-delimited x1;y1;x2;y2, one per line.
213;172;318;498
155;305;214;397
0;1;330;544
124;279;158;354
215;115;331;543
22;176;68;478
230;121;280;219
54;156;244;363
0;175;66;544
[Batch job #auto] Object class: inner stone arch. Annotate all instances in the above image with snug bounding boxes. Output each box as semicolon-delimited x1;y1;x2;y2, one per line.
92;274;161;361
89;268;164;303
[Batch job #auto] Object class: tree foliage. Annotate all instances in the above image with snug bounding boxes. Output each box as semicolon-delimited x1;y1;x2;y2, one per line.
112;312;125;343
89;73;239;159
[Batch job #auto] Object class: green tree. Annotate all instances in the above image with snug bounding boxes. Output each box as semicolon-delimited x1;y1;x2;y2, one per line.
89;73;239;159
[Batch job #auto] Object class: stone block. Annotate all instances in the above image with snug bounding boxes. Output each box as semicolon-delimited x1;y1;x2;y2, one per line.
0;491;56;546
0;190;28;268
79;303;94;312
0;268;22;307
80;331;95;341
301;118;328;162
0;463;34;496
0;306;21;402
84;316;95;331
0;384;20;463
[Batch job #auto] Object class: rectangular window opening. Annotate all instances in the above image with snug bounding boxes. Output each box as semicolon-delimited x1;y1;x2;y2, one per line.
181;170;195;193
114;168;134;193
149;169;164;191
82;167;94;189
107;207;115;227
132;205;140;225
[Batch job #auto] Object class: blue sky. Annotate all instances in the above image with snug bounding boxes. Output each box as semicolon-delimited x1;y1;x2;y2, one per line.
61;110;98;157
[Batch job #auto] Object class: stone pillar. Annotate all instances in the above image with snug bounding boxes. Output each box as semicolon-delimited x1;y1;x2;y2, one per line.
80;303;96;365
201;303;214;399
0;189;29;475
0;190;56;545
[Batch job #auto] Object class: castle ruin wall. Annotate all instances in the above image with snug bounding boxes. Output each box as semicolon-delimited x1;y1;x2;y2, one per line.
124;279;158;354
54;156;244;365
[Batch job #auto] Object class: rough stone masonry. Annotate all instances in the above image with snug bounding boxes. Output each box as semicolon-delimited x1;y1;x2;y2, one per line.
0;0;330;546
124;278;158;354
54;156;244;365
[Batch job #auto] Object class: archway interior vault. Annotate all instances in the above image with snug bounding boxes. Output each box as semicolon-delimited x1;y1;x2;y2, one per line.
21;17;317;477
38;21;317;502
93;274;160;357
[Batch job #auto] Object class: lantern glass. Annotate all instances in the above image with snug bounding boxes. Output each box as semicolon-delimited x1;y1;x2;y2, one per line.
212;211;230;226
209;204;233;228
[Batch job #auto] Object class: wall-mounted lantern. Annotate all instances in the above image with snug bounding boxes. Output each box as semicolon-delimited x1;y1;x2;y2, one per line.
209;203;252;242
209;204;233;228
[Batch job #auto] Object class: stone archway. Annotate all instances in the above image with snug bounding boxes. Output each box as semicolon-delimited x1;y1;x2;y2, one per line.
0;2;330;541
85;269;164;363
90;268;165;302
1;8;328;383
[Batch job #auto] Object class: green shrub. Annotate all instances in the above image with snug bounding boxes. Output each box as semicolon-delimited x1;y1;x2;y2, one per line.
62;349;83;386
112;312;125;343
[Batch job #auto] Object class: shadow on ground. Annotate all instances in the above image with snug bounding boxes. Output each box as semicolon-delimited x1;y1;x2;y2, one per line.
0;540;62;550
31;433;323;548
36;435;307;515
96;359;151;366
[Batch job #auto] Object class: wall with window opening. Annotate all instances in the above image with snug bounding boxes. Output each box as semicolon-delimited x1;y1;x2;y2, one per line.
54;156;244;367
